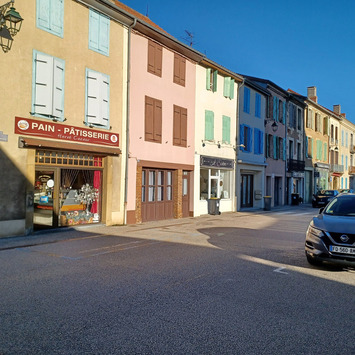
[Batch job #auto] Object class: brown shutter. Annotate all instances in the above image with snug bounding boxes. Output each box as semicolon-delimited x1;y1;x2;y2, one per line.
180;57;186;86
156;44;162;77
153;99;162;143
147;41;155;74
145;96;154;141
173;105;181;145
173;54;180;84
181;107;187;146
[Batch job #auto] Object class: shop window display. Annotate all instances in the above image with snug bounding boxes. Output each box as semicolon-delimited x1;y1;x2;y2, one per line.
200;168;231;200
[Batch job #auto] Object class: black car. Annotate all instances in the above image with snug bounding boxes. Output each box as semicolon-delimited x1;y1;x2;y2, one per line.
305;193;355;268
312;189;339;208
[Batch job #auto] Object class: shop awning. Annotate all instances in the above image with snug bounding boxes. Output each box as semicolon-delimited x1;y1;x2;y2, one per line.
19;137;121;156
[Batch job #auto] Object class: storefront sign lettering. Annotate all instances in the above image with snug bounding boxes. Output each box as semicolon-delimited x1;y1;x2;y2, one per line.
200;156;234;169
14;117;119;147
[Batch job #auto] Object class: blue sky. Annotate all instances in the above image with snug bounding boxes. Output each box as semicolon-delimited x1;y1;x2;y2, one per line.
126;0;355;125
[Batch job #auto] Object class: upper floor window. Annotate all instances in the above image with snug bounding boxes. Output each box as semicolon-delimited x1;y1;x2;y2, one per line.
223;77;234;99
323;116;328;135
255;93;261;118
173;105;187;147
32;51;65;120
297;108;302;130
222;115;231;144
341;130;344;146
173;54;186;86
145;96;162;143
89;9;110;56
204;110;214;141
86;69;110;128
147;40;162;77
315;113;321;132
36;0;64;38
253;128;263;155
243;87;250;114
206;68;217;92
240;124;252;152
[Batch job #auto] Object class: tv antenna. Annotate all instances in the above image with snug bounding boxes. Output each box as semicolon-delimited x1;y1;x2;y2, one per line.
183;30;195;47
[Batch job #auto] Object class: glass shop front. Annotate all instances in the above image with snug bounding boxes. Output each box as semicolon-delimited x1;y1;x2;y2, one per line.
33;150;103;229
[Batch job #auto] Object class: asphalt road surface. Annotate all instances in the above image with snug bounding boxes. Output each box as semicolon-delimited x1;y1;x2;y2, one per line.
0;206;354;354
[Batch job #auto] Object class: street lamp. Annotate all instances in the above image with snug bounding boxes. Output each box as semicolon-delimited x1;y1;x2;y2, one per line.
0;0;23;53
264;118;278;132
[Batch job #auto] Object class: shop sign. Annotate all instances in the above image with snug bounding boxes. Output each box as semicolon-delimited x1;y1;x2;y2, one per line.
200;156;234;169
15;117;119;147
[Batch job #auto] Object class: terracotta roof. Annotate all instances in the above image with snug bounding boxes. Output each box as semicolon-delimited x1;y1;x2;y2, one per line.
113;1;168;34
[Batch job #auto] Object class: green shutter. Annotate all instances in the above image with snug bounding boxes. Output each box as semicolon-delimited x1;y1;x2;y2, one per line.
223;77;230;97
206;68;211;90
212;70;218;92
230;79;235;99
205;110;214;140
324;143;327;161
222;115;230;144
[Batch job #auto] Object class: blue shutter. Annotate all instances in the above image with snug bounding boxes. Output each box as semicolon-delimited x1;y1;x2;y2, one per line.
37;0;64;37
283;138;286;160
255;93;261;118
89;9;110;55
243;87;250;113
240;124;244;151
259;131;264;155
283;101;286;124
273;97;277;120
51;0;64;36
89;10;100;50
305;138;308;158
247;127;252;152
254;129;259;154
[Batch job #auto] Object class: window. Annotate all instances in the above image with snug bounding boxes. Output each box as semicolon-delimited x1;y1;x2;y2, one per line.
205;110;214;141
255;93;261;118
254;128;263;155
307;137;313;158
346;132;348;147
89;9;110;56
222;115;231;144
306;109;312;128
86;69;110;128
173;53;186;86
145;96;162;143
36;0;64;37
147;40;162;77
173;105;187;147
341;130;344;146
278;99;283;123
32;51;65;120
223;77;234;99
323;116;328;135
243;87;250;113
265;133;273;158
206;68;217;92
297;108;302;130
200;168;231;200
240;124;252;152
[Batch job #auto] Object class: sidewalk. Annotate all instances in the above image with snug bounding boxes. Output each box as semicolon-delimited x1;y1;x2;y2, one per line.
0;204;311;251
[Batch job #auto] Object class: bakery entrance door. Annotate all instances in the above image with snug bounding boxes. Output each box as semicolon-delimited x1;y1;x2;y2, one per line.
34;169;59;229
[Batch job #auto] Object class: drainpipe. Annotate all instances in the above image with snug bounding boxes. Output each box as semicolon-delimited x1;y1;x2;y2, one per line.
124;18;137;225
235;78;245;212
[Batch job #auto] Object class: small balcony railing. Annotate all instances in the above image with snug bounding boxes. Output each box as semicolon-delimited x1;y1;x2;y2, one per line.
350;144;355;154
330;164;344;174
288;159;305;172
349;166;355;175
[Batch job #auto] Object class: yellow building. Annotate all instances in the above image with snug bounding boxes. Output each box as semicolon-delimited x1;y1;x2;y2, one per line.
0;0;134;237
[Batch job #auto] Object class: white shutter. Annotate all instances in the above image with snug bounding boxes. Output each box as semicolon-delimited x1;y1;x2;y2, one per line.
87;70;109;126
34;53;54;115
89;10;99;50
99;15;110;54
52;58;64;118
51;0;64;36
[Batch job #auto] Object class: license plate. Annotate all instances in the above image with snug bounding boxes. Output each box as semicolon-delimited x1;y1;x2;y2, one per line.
330;245;355;255
318;201;325;204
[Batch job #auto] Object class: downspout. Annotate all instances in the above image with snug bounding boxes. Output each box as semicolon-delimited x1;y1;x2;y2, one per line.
124;18;137;225
235;78;245;212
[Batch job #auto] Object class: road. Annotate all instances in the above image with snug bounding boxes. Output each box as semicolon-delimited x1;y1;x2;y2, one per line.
0;206;354;354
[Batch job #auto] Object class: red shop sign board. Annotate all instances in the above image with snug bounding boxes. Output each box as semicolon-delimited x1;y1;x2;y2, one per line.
15;117;119;147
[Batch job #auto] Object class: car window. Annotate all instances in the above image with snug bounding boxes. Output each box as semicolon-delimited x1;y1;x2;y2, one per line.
323;191;334;196
324;197;355;216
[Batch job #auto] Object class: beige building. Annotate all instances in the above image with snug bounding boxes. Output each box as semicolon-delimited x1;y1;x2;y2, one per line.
304;87;332;197
0;0;134;237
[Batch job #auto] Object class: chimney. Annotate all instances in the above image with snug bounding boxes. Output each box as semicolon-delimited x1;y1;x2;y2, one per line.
307;86;317;103
333;105;341;115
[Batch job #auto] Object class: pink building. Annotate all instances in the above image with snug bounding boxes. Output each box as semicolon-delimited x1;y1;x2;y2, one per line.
120;3;203;223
